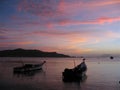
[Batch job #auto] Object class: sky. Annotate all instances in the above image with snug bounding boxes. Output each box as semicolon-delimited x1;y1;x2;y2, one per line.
0;0;120;56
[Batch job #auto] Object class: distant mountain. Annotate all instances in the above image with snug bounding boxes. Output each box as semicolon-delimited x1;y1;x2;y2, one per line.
0;48;70;57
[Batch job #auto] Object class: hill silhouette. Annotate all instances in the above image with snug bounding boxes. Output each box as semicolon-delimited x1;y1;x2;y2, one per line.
0;48;70;57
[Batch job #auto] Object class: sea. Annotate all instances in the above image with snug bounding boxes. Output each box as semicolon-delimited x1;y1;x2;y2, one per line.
0;57;120;90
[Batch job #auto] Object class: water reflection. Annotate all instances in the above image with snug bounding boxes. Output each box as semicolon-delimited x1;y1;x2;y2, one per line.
81;74;87;83
62;76;87;90
13;69;45;78
62;74;87;90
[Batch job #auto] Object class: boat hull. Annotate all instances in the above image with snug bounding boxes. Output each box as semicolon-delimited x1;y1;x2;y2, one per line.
62;68;86;82
13;61;46;73
14;65;42;73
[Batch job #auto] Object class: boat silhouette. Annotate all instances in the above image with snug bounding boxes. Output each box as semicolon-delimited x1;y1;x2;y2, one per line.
62;59;87;82
13;61;46;73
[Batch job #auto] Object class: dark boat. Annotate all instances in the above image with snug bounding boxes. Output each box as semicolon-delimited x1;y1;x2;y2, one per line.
13;61;46;73
62;60;87;82
110;56;114;59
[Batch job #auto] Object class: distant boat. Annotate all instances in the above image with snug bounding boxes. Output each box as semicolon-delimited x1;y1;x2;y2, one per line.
62;61;87;82
13;61;46;73
110;56;114;59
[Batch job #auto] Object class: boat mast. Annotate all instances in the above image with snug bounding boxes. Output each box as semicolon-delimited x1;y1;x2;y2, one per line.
21;57;24;66
73;56;77;68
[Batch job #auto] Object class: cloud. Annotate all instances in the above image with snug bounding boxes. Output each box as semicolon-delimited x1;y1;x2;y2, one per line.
17;0;63;17
49;16;120;26
0;28;8;32
34;42;93;55
30;29;120;46
97;17;120;24
58;0;120;11
0;41;34;51
89;0;120;7
0;28;9;39
16;0;120;28
106;31;120;38
0;41;34;47
0;27;32;41
10;16;31;21
56;0;120;19
0;36;8;40
17;0;120;16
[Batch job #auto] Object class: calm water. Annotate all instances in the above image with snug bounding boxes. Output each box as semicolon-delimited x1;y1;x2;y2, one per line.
0;57;120;90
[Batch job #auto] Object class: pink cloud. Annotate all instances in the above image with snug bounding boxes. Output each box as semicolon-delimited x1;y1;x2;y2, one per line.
16;0;120;28
29;30;100;44
17;0;62;17
56;0;120;18
106;31;120;38
97;17;120;24
11;16;120;27
17;0;120;17
50;16;120;26
30;30;82;38
90;0;120;7
0;28;8;33
30;29;120;46
0;41;34;47
58;0;120;11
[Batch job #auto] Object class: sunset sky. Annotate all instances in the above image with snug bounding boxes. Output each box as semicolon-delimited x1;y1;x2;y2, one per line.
0;0;120;56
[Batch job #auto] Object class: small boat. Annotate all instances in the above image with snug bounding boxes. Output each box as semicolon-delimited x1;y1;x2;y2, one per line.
110;56;114;59
62;60;87;82
13;61;46;73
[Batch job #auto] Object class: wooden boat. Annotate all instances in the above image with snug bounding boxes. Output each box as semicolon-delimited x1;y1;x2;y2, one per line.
62;61;87;82
13;61;46;73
